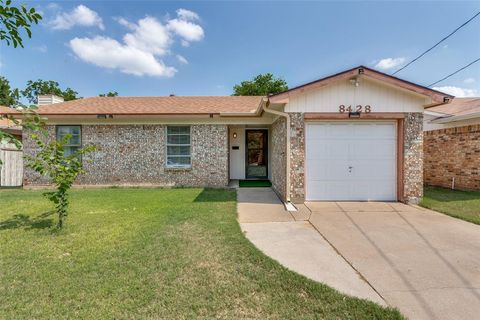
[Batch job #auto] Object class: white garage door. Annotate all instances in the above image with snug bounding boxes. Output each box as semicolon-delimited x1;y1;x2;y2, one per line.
305;122;397;201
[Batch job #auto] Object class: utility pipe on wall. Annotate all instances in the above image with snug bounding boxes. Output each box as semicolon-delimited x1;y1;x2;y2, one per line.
262;99;291;203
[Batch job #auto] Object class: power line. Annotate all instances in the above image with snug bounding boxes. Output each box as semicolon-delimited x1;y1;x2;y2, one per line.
428;57;480;87
392;11;480;75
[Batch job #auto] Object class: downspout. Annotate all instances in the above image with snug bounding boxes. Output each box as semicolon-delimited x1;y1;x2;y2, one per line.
262;98;291;203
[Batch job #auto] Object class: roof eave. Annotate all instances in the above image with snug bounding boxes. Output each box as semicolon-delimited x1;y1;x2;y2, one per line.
268;66;454;106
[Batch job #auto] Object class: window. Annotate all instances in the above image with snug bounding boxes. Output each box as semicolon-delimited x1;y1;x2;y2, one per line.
56;125;81;157
166;126;191;167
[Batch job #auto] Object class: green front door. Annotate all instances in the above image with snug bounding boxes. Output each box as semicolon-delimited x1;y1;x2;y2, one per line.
246;130;268;179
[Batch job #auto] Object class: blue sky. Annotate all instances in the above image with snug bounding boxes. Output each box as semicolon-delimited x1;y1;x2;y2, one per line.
1;1;480;99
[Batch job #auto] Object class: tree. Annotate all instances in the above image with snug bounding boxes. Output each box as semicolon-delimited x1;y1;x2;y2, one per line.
0;0;43;163
22;80;79;104
25;129;96;228
0;76;18;106
233;73;288;96
99;91;118;97
0;0;42;47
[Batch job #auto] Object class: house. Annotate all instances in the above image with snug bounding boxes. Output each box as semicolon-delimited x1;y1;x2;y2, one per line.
0;66;453;204
424;97;480;191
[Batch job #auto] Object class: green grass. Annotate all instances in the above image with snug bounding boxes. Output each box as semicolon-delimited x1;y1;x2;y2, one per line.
421;186;480;225
0;188;402;319
239;180;272;188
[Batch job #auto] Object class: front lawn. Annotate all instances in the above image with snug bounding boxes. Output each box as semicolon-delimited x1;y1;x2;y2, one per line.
421;186;480;225
0;188;402;319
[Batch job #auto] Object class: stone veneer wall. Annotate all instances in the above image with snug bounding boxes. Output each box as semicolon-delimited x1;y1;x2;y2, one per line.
271;117;287;201
23;124;229;187
403;113;424;204
289;113;305;203
424;124;480;191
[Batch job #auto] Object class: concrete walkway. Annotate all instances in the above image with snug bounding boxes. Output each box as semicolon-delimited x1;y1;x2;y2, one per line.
238;188;385;305
238;188;480;320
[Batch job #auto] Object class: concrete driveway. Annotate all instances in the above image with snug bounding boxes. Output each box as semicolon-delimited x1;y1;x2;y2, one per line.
308;201;480;320
238;188;480;320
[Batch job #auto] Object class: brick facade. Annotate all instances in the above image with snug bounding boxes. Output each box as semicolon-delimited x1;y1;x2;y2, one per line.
424;124;480;191
271;117;287;200
403;113;424;204
23;124;229;187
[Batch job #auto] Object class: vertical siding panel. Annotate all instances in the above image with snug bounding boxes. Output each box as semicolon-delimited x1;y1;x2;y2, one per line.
0;144;23;187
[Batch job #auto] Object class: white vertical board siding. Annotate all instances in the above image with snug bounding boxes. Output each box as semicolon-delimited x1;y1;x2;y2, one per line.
305;122;396;201
286;78;428;113
0;144;23;187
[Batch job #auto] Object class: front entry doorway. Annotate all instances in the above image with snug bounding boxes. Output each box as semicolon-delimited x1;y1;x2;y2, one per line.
245;130;268;179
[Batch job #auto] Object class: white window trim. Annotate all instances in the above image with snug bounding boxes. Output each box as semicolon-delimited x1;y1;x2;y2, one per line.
165;125;192;168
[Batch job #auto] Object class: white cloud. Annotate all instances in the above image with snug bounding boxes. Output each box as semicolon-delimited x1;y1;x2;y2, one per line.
176;8;200;21
464;78;476;84
375;57;406;70
33;45;48;53
50;5;104;30
47;3;60;10
176;55;188;64
70;36;176;77
123;16;172;56
69;9;203;77
432;86;478;97
167;9;204;45
114;17;136;30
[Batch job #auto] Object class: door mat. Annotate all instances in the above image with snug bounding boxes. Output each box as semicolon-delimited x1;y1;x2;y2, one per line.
239;180;272;188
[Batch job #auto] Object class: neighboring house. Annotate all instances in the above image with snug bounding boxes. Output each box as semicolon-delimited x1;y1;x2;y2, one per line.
0;66;453;204
424;97;480;191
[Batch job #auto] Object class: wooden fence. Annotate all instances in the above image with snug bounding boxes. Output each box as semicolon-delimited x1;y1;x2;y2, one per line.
0;144;23;187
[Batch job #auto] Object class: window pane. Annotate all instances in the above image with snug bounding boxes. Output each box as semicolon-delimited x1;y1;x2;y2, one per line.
65;134;81;146
167;146;190;156
167;156;191;166
58;126;80;135
167;126;190;135
63;146;79;157
167;134;190;145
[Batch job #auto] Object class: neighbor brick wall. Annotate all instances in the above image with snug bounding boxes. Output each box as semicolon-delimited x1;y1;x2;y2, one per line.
424;124;480;191
23;124;229;187
403;113;424;204
271;117;287;201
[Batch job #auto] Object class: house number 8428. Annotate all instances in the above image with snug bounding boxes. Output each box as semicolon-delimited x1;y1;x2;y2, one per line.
339;105;371;113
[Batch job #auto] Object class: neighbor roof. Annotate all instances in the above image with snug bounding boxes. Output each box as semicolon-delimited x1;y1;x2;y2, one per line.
269;65;454;105
426;97;480;123
426;97;480;117
0;96;265;116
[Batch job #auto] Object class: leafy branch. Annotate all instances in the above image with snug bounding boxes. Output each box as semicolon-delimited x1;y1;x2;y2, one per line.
0;0;42;48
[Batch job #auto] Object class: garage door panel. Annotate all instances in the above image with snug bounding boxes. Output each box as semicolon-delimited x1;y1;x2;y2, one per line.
306;180;352;201
306;140;349;160
306;122;396;201
329;123;353;137
353;123;395;138
307;159;350;180
351;141;396;159
350;160;395;179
